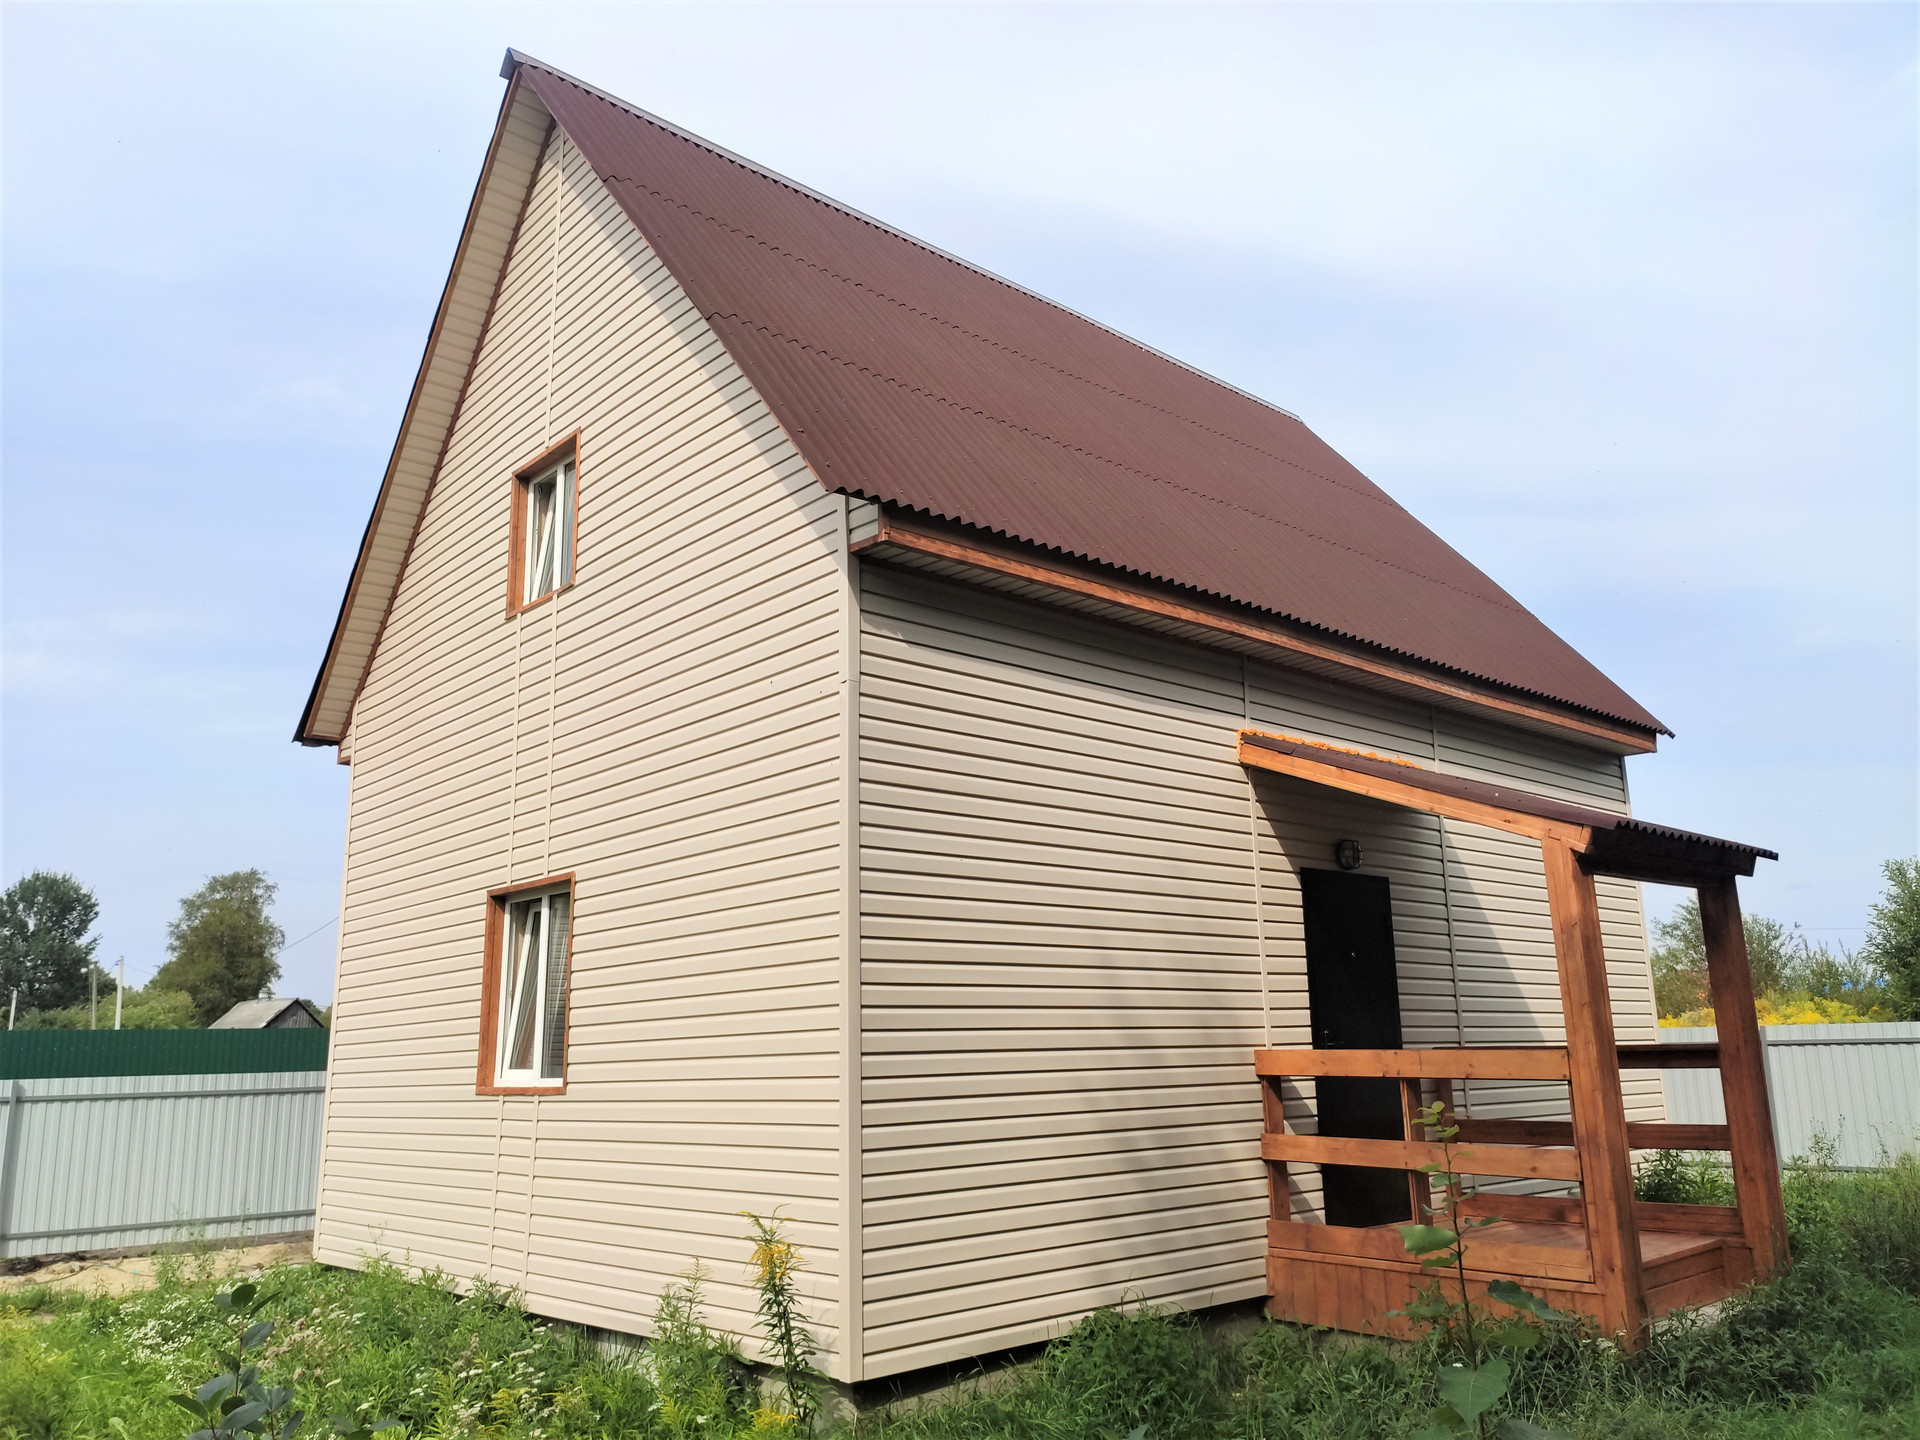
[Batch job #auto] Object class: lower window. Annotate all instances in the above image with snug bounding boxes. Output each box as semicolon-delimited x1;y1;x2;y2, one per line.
483;880;572;1089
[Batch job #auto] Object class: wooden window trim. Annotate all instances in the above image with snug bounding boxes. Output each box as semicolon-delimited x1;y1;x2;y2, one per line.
504;430;583;617
476;872;576;1094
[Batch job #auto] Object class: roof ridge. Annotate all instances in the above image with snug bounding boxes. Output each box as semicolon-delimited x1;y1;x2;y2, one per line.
501;49;1306;427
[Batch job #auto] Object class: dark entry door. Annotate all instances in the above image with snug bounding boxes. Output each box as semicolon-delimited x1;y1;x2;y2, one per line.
1299;868;1411;1228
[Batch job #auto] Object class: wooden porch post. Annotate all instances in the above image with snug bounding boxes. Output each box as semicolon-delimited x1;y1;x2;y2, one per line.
1541;838;1647;1341
1697;877;1789;1279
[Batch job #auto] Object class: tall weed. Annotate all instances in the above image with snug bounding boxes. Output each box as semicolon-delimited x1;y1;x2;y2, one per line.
1783;1142;1920;1292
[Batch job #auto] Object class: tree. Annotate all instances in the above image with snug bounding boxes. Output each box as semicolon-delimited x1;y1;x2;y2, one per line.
15;987;196;1030
1862;857;1920;1020
1649;897;1810;1017
151;871;285;1025
0;871;102;1011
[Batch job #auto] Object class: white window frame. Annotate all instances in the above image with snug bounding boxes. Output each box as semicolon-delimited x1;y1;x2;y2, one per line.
520;458;575;606
494;885;570;1088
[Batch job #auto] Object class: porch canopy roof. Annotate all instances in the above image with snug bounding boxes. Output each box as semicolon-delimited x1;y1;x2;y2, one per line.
1238;730;1776;887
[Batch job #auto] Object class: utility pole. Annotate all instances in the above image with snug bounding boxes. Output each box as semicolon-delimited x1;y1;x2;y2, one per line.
91;968;99;1029
7;989;15;1031
115;958;125;1030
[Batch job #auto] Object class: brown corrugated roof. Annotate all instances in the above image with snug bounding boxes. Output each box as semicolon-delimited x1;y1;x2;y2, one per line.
508;55;1666;737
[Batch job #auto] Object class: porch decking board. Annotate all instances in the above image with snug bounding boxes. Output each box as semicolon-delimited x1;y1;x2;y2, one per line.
1263;1252;1607;1339
1266;1220;1745;1336
1267;1218;1597;1283
1635;1201;1742;1236
1643;1244;1737;1315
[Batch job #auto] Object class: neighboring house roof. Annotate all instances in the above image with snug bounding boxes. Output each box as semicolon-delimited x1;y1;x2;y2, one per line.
297;52;1667;748
209;997;325;1030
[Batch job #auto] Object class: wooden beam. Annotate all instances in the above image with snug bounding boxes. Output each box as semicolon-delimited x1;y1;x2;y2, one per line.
1699;877;1790;1279
1255;1047;1572;1081
1262;1132;1583;1182
1238;739;1595;848
1401;1078;1426;1225
1459;1193;1585;1227
1542;836;1648;1342
1262;1076;1289;1220
1455;1118;1732;1151
1619;1043;1718;1069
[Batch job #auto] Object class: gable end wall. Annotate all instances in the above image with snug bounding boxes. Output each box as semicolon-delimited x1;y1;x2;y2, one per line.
317;128;855;1367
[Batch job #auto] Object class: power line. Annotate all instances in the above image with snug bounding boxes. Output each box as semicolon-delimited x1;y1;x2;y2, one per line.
276;915;339;958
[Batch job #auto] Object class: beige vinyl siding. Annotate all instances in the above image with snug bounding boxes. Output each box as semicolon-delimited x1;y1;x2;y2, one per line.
857;567;1660;1376
1247;681;1662;1205
859;568;1265;1376
1425;714;1662;1125
318;126;851;1365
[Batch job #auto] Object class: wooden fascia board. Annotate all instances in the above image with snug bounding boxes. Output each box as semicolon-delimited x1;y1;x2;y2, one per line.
852;514;1660;755
294;77;554;746
1236;735;1594;849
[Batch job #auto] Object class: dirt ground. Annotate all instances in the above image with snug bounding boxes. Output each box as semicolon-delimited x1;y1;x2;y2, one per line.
0;1238;313;1299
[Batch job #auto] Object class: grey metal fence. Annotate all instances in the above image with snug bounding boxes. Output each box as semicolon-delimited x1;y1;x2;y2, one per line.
1659;1022;1920;1171
0;1066;326;1258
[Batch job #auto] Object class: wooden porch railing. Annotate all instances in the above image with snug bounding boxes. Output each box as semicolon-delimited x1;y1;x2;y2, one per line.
1237;730;1788;1342
1255;1044;1757;1336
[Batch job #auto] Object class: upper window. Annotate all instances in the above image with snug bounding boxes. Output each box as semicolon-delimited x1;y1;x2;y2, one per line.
484;881;571;1090
517;457;576;607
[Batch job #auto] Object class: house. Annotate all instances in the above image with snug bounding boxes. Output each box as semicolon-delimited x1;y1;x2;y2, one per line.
297;51;1783;1381
209;997;325;1029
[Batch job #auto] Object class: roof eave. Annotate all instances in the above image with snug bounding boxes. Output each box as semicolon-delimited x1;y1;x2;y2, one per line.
294;72;554;746
855;505;1669;754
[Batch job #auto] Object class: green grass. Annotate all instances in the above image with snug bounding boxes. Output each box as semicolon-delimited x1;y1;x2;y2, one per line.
5;1154;1918;1440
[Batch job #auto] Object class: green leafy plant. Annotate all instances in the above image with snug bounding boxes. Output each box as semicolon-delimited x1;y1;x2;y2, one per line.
1633;1148;1736;1206
1394;1101;1572;1440
649;1261;757;1436
741;1211;824;1426
169;1281;397;1440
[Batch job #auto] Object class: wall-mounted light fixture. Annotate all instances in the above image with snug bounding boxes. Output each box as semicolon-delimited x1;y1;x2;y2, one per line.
1334;839;1363;871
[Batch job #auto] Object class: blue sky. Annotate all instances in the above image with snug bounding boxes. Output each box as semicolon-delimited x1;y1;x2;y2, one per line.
3;4;1914;1004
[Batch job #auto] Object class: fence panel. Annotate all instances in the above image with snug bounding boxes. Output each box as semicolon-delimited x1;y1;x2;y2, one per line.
0;1028;329;1258
1659;1023;1920;1170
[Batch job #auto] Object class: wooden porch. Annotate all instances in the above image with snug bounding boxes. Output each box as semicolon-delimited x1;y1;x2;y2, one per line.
1240;731;1786;1344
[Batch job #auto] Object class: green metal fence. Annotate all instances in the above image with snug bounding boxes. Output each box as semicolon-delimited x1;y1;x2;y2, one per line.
0;1028;330;1079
